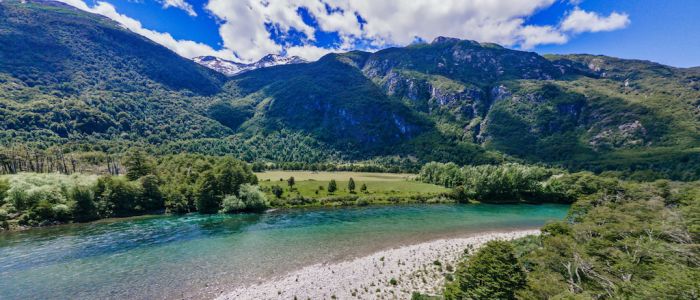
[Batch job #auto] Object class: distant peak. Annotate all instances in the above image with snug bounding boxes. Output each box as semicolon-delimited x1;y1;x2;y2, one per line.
431;36;461;44
193;54;307;76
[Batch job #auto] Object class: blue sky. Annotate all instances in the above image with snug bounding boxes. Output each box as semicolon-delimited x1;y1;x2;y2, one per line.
63;0;699;67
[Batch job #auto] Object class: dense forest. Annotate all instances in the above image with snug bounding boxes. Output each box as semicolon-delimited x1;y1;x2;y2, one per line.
2;1;699;180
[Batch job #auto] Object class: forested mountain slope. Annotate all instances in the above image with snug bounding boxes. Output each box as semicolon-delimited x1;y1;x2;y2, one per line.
1;0;699;179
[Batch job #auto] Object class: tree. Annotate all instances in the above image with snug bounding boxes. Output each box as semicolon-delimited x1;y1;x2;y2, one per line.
220;195;246;213
214;157;248;195
139;175;163;211
328;179;337;194
287;176;295;190
445;240;526;300
69;185;98;222
348;177;356;193
123;150;154;181
271;185;284;198
0;178;9;205
238;184;269;212
360;183;368;193
195;171;221;214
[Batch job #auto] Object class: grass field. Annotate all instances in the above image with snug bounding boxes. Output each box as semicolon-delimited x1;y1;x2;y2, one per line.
255;171;417;182
255;171;450;206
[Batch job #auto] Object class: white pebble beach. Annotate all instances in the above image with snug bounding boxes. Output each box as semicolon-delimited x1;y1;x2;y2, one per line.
217;229;539;300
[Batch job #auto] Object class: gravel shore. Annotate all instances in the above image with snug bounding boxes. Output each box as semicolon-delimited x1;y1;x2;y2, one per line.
217;229;539;300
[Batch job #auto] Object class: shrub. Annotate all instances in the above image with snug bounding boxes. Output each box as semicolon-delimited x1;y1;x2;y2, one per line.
69;186;98;222
220;195;246;213
238;184;269;212
445;240;526;300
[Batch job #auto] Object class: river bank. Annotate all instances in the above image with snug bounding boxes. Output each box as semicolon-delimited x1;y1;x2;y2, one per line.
218;230;539;300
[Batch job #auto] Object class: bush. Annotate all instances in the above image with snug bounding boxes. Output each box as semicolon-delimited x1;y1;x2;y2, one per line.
445;240;526;300
220;195;246;213
238;184;269;212
69;186;98;222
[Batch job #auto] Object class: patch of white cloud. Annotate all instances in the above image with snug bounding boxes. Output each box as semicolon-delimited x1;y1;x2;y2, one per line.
58;0;232;59
160;0;197;17
561;8;630;33
59;0;631;63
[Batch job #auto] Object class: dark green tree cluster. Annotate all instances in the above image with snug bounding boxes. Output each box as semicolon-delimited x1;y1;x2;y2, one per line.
442;178;700;299
445;241;526;300
419;162;567;203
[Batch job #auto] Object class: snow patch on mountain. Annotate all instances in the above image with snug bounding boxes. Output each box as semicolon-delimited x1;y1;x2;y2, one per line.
193;54;307;76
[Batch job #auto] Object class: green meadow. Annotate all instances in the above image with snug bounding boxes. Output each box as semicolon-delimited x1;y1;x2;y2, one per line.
255;171;449;205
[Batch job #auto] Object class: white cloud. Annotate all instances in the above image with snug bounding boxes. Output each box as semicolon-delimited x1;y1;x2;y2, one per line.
285;45;338;61
160;0;197;17
58;0;231;59
561;8;630;33
59;0;631;63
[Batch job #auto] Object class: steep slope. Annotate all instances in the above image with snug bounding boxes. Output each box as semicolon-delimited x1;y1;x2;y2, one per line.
209;54;495;163
0;0;231;149
309;38;700;179
1;1;698;178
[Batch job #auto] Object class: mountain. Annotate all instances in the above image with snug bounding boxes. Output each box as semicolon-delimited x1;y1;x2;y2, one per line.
193;54;307;76
2;0;699;179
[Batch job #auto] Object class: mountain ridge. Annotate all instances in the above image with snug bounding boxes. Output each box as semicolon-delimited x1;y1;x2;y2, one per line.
194;54;307;76
2;0;699;179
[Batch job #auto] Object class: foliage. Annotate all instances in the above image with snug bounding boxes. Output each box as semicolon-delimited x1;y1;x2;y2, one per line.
327;180;338;194
123;150;155;180
348;177;355;193
236;184;269;212
219;195;245;213
445;240;526;300
0;153;259;228
419;162;566;203
442;178;700;299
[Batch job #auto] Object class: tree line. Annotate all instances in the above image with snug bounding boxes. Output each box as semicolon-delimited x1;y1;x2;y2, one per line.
0;151;266;230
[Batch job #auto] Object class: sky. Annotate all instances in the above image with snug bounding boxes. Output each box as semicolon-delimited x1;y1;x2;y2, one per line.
59;0;699;67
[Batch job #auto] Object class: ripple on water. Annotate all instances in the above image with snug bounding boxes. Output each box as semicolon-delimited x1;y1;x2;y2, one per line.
0;203;568;299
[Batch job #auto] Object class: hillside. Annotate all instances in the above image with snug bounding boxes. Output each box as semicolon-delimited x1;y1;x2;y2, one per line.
1;0;699;179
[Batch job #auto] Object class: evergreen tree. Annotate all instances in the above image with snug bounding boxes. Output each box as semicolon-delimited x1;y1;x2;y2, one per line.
287;176;295;190
271;185;284;198
348;177;356;193
360;183;368;193
123;150;154;180
328;179;337;194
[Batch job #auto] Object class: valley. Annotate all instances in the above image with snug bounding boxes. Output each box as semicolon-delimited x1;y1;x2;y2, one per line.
0;1;698;299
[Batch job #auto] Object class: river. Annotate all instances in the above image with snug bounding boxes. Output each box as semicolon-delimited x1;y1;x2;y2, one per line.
0;203;568;299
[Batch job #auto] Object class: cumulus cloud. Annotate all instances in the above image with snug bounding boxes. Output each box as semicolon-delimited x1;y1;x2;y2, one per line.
59;0;631;62
160;0;197;17
58;0;231;59
561;8;630;33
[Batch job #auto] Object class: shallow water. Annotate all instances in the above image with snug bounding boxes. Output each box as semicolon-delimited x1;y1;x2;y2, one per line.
0;203;568;299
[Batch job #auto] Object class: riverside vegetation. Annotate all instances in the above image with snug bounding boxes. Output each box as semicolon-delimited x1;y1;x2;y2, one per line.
416;173;700;299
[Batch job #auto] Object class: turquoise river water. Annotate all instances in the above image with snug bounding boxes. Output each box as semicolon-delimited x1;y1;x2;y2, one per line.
0;203;568;299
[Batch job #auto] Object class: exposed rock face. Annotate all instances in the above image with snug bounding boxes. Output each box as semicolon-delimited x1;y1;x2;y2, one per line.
590;120;648;150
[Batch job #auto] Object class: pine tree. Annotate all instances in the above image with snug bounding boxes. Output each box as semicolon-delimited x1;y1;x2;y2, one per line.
327;179;337;194
348;177;356;193
287;176;295;190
